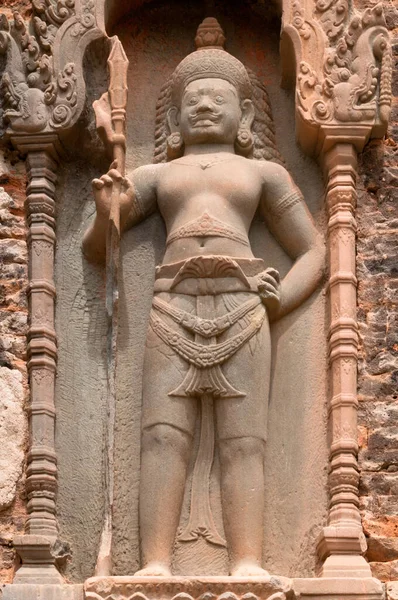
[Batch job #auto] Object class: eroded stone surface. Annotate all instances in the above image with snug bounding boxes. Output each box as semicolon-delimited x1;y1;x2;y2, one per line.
387;581;398;600
0;367;26;509
84;576;295;600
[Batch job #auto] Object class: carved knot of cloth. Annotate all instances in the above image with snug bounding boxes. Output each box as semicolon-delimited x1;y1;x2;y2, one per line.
166;212;250;247
149;255;268;398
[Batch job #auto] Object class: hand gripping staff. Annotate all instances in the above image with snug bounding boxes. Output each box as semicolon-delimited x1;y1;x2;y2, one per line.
95;36;129;577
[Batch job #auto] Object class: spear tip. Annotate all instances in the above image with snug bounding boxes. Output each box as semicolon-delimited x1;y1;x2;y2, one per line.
108;35;129;65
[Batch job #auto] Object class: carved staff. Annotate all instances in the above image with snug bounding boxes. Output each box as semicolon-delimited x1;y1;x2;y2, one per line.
95;36;129;577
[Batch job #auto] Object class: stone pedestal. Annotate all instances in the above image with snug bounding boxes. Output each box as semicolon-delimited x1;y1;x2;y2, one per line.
293;577;384;600
2;584;84;600
84;577;295;600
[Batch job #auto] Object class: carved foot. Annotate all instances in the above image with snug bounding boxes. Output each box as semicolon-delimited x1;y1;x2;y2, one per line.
231;561;270;577
134;562;172;577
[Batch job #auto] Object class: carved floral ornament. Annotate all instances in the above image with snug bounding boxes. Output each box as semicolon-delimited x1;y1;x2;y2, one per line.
0;0;97;137
0;0;392;154
282;0;392;154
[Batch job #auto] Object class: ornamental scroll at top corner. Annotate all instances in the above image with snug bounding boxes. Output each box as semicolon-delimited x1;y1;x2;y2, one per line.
0;0;99;136
292;0;391;131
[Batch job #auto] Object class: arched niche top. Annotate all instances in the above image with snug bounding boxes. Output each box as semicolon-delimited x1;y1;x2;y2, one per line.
0;0;390;158
97;0;283;37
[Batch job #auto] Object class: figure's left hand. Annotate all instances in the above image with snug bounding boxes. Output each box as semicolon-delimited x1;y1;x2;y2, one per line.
256;268;281;320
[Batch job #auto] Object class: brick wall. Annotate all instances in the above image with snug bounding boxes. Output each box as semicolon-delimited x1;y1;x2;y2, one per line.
355;0;398;582
0;151;28;583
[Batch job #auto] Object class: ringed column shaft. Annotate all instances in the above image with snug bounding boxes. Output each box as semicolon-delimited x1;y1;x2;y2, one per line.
317;143;370;578
26;150;59;539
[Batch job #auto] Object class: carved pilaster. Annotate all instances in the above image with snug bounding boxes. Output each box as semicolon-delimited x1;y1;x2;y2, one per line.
10;136;62;585
281;0;391;580
316;143;370;578
25;149;58;538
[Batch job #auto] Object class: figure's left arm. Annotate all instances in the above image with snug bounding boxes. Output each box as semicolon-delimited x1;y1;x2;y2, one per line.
260;162;326;321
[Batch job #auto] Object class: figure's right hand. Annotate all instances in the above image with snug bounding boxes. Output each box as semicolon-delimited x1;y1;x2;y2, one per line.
92;160;134;227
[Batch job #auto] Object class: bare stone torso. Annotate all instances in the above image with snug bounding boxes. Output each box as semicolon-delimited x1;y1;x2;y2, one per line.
144;153;263;264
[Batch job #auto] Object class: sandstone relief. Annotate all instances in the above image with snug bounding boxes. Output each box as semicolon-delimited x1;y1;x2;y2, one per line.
83;17;325;578
0;1;392;599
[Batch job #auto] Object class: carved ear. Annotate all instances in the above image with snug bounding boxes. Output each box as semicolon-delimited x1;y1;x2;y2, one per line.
167;106;180;133
240;99;255;130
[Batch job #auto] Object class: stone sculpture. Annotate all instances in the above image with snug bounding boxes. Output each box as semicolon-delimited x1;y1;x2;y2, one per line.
83;17;325;577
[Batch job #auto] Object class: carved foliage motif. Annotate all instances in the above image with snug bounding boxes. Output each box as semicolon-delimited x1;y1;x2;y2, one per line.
84;580;293;600
295;2;392;126
315;0;349;41
0;0;95;134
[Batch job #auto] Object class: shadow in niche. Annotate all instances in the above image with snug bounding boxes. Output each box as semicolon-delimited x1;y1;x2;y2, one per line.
54;0;328;583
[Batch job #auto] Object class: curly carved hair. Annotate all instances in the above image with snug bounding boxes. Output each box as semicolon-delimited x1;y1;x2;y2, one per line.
153;67;284;166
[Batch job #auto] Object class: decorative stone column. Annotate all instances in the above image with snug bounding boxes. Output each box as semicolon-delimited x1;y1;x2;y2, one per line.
10;135;63;585
316;141;370;578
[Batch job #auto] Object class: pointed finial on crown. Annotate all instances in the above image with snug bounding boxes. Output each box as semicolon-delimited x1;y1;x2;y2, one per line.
195;17;226;50
171;17;252;103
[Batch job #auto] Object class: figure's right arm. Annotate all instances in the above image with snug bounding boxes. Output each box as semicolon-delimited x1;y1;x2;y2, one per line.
82;163;160;264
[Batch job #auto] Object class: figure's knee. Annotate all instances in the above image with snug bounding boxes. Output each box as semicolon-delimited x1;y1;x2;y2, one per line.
219;436;265;467
142;423;193;461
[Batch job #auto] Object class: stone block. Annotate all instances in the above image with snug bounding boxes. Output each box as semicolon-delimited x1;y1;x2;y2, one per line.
0;367;26;509
367;538;398;562
2;584;84;600
293;576;384;599
84;577;295;600
387;581;398;600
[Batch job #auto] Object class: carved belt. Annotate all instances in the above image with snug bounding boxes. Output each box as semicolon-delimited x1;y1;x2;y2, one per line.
149;255;267;399
154;254;265;295
166;212;250;247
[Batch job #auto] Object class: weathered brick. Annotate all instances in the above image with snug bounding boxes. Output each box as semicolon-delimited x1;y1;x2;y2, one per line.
367;538;398;563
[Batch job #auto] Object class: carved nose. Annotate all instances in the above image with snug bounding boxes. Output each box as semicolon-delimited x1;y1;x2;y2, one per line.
197;98;212;111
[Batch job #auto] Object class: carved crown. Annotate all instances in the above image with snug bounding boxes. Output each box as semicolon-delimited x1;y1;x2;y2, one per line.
171;18;252;103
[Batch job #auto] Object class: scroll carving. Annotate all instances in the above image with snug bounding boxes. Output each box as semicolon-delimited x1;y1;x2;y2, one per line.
283;0;392;154
0;0;97;135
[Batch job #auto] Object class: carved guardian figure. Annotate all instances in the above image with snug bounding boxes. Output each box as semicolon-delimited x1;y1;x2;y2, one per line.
83;18;325;577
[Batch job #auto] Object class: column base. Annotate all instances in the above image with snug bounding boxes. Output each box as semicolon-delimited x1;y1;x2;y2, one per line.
2;585;83;600
317;526;371;578
293;577;384;600
84;576;295;600
12;535;63;584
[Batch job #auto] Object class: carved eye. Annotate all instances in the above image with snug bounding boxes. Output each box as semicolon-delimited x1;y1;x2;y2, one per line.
215;95;224;104
189;96;198;105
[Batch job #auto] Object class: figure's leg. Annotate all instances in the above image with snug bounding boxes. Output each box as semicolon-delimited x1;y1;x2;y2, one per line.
136;295;198;576
218;435;268;576
137;422;195;576
216;296;271;576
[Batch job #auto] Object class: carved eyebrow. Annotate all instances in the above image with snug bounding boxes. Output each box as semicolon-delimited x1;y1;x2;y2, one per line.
183;86;238;97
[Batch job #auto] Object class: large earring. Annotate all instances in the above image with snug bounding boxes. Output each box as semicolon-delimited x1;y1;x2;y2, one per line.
167;132;184;160
235;127;254;156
